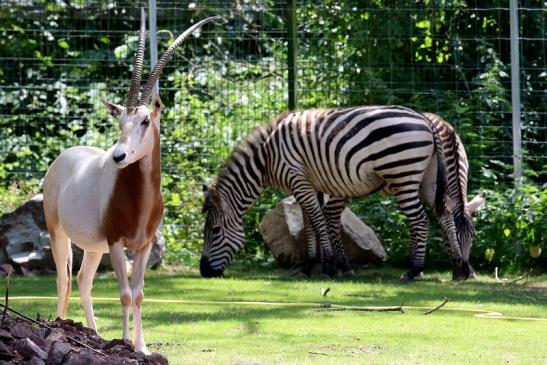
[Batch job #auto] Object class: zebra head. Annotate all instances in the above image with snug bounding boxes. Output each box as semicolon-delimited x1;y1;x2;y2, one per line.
461;191;486;258
201;184;246;277
451;191;486;280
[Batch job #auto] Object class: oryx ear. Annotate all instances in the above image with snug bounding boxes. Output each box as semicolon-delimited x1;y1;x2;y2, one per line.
150;95;163;123
101;100;125;117
153;95;163;110
467;191;486;214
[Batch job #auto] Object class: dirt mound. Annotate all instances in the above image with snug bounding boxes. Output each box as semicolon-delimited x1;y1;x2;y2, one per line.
0;312;168;364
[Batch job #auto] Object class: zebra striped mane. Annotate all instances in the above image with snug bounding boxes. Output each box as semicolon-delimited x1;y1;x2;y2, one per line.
216;115;285;184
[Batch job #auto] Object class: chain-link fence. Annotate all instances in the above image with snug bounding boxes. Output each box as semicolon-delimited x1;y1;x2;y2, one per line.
0;1;545;262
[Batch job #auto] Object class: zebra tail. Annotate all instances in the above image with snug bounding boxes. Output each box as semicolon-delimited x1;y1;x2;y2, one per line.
431;122;447;216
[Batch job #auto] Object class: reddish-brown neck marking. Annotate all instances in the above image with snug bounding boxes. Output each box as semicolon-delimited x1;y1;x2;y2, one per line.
103;127;163;251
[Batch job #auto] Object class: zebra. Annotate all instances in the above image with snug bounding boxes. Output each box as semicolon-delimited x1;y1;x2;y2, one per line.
201;105;470;280
303;112;485;279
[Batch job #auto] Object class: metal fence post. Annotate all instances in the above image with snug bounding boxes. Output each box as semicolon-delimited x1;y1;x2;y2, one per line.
287;0;297;111
509;0;522;183
149;0;159;97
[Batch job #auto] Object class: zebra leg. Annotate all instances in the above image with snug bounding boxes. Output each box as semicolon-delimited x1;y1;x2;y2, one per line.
395;190;430;281
292;181;336;279
324;197;353;276
300;212;319;277
438;211;470;280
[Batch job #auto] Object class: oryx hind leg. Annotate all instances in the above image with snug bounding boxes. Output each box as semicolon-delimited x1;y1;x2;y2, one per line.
77;251;103;332
49;227;73;319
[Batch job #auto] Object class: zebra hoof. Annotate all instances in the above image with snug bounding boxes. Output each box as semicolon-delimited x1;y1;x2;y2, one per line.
319;272;334;280
399;273;412;282
342;269;355;277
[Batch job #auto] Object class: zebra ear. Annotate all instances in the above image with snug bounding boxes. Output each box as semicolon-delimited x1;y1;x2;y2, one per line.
202;184;222;212
208;186;222;209
467;191;486;214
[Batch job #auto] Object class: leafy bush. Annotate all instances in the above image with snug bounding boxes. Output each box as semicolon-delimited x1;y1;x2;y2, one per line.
473;182;547;272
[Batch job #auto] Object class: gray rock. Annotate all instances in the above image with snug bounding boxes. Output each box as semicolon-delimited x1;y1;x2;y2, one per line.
46;341;72;365
259;196;386;267
10;322;36;339
0;195;165;274
16;338;48;360
27;356;46;365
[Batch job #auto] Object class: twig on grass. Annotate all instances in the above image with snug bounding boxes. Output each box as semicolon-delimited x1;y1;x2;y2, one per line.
308;351;330;356
424;298;449;315
0;302;106;357
509;294;538;302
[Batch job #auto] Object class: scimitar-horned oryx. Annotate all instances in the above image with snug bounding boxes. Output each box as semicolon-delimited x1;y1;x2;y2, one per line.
43;8;219;353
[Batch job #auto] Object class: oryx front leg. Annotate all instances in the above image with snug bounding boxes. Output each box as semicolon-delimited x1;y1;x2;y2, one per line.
76;251;103;332
131;243;153;354
109;241;131;341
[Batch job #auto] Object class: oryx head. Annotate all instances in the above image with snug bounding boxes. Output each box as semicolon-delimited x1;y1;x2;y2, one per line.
101;8;219;167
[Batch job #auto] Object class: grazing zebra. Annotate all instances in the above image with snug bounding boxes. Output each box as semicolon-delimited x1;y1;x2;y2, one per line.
421;112;485;275
306;113;485;279
201;105;472;280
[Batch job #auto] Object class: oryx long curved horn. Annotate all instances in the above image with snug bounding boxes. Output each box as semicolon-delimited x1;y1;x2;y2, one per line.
127;7;147;110
138;16;221;106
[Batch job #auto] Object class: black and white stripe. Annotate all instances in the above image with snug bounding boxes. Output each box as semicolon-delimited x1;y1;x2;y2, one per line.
201;106;467;279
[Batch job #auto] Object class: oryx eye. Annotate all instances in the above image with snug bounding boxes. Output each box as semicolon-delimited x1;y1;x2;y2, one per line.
141;117;150;127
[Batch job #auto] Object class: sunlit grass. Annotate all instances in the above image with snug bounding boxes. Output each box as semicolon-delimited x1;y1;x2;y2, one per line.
5;266;547;365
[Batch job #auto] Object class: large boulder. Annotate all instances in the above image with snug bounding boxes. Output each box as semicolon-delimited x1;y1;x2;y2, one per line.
259;197;387;267
0;194;165;275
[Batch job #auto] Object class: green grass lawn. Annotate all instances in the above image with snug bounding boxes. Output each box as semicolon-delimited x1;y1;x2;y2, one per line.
4;265;547;365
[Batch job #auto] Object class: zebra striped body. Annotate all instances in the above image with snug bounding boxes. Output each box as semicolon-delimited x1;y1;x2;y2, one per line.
201;106;467;279
312;113;485;279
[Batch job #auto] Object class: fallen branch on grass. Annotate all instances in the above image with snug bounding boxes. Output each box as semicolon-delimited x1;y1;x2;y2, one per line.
317;303;405;313
424;298;449;315
504;269;533;285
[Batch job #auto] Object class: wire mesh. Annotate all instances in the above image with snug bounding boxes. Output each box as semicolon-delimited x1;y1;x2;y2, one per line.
0;0;545;259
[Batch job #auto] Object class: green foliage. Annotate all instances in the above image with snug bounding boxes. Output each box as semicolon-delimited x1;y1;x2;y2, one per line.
0;1;545;273
473;182;547;272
